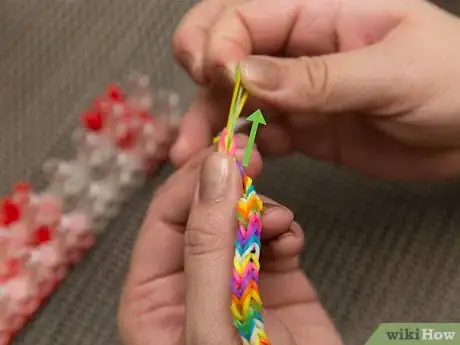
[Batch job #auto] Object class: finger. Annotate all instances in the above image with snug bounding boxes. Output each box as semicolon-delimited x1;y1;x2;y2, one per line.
184;153;241;345
239;43;415;115
126;135;262;287
236;111;293;157
125;148;210;287
260;196;294;240
204;0;413;115
204;0;338;78
255;124;292;156
172;0;227;84
205;0;301;70
261;201;303;273
262;221;304;273
204;0;410;78
169;89;226;168
119;150;213;344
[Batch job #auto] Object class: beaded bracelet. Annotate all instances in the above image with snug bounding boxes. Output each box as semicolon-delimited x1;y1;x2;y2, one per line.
215;69;270;345
0;73;179;344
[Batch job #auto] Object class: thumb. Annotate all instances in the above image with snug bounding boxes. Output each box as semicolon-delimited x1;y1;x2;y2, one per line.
184;152;241;345
239;44;411;114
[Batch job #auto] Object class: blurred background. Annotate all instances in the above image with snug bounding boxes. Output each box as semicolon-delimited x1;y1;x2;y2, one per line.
0;0;459;344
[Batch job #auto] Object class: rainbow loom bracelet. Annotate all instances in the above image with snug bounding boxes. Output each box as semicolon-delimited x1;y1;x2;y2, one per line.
215;69;270;345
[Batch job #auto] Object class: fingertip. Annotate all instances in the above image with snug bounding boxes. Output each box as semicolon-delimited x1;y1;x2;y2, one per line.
197;151;242;203
206;29;248;69
204;10;251;80
260;198;294;241
264;221;304;260
285;220;305;252
172;3;212;85
169;101;215;168
262;205;294;234
172;25;205;83
170;134;202;168
205;0;303;76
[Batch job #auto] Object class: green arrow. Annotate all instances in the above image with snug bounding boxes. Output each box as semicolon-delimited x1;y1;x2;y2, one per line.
243;109;267;167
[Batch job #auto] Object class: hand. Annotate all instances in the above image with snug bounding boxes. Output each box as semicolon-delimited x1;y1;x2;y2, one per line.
118;139;342;345
172;0;460;180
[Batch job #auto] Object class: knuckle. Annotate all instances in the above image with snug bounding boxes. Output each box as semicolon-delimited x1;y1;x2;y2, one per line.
184;224;224;257
297;56;332;110
172;28;189;61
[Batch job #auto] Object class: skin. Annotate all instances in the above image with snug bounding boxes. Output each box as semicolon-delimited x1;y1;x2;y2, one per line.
118;140;342;345
120;0;460;343
171;0;460;180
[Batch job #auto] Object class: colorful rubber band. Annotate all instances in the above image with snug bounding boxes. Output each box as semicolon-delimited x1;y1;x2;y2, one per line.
215;68;270;345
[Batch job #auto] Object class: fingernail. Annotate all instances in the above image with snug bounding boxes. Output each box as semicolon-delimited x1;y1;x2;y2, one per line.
240;56;280;90
262;201;286;215
199;153;232;203
280;230;295;239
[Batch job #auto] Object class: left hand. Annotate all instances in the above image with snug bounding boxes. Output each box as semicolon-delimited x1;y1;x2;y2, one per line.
117;140;341;345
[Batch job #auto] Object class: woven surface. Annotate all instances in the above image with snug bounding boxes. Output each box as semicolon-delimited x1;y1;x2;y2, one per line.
0;0;459;344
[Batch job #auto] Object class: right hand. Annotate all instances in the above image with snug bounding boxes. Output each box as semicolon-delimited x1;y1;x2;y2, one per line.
171;0;460;181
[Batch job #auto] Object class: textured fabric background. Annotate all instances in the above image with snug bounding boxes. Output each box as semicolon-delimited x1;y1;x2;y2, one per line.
0;1;459;344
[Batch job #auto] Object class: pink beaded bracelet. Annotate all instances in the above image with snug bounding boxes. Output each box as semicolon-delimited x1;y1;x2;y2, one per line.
0;73;180;344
